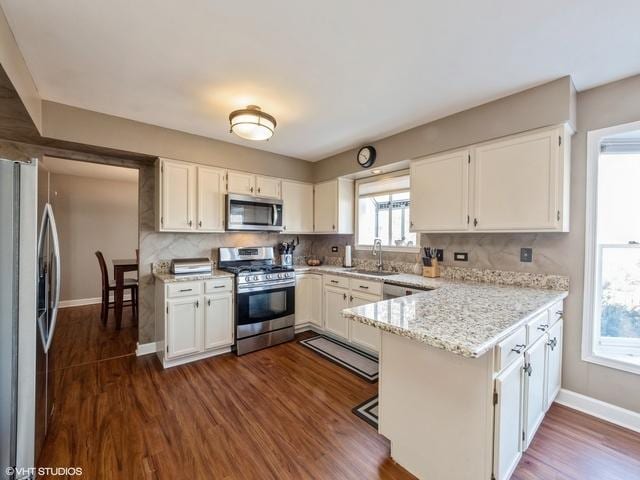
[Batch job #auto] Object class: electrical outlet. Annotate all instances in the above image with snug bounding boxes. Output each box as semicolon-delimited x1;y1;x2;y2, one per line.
331;246;338;253
520;247;533;263
436;249;444;262
454;252;468;261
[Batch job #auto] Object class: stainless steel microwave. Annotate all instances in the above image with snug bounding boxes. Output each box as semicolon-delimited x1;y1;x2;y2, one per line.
226;193;283;232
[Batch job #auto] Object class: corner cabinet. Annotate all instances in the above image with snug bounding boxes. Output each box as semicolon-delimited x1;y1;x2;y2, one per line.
156;158;226;232
282;180;314;233
295;273;323;327
409;124;572;234
155;277;234;368
314;178;354;234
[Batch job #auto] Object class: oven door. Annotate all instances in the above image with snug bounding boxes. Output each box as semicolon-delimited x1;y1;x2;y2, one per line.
226;193;283;231
236;283;295;339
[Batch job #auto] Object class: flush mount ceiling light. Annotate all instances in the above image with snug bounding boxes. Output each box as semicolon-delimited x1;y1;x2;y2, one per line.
229;105;276;141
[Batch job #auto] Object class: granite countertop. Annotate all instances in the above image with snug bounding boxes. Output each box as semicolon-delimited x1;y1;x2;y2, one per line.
294;265;568;358
343;282;567;358
153;269;234;283
294;265;447;290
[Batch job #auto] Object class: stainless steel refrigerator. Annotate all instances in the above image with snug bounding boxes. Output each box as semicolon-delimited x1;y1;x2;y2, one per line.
1;157;61;480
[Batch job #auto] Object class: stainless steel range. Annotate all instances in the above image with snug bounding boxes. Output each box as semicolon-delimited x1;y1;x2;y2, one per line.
218;246;295;355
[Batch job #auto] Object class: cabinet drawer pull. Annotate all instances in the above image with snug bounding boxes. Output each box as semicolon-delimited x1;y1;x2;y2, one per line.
537;324;549;331
359;285;369;289
510;344;526;354
555;310;563;319
179;288;193;292
213;285;225;289
330;280;339;284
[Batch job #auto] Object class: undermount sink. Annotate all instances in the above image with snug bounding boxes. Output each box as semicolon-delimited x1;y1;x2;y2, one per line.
352;269;399;277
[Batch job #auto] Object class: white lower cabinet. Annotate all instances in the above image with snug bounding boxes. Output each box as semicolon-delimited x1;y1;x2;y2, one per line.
493;356;524;480
493;303;564;479
545;319;563;409
324;285;350;338
157;278;234;368
319;276;382;353
295;273;323;327
166;296;202;358
204;293;234;350
523;334;547;448
348;291;381;353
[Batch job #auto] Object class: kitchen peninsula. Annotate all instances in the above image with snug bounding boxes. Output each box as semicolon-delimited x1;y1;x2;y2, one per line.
343;274;568;480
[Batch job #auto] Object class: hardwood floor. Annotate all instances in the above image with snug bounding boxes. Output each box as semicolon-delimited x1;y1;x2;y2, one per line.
40;306;640;479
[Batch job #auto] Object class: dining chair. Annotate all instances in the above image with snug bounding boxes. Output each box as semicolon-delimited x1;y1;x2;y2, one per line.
95;251;138;326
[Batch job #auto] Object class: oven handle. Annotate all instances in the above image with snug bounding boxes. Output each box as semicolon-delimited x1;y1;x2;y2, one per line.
237;281;295;293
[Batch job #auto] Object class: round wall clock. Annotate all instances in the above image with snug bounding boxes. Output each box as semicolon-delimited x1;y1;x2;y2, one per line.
357;145;376;168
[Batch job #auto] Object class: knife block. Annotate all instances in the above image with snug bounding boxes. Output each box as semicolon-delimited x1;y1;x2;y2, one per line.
422;259;440;278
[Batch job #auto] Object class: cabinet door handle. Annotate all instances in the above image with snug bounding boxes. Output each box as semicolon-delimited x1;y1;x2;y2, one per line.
195;300;199;308
332;224;336;230
524;363;533;376
537;324;549;331
257;187;261;193
198;220;202;227
343;293;347;300
350;295;353;302
283;225;287;231
547;337;558;350
250;187;254;193
179;288;193;292
188;220;193;227
510;344;526;354
473;218;478;227
207;298;211;306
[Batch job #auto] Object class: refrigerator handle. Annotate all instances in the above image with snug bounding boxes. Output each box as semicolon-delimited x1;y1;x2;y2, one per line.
37;203;61;353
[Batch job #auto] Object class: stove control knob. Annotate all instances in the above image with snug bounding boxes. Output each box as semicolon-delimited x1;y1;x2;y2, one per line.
266;274;273;280
277;273;284;279
252;275;259;281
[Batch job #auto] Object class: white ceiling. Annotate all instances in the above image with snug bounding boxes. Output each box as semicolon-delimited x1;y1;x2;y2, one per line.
42;156;138;183
3;1;640;161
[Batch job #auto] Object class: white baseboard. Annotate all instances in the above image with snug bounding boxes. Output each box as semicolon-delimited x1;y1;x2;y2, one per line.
555;388;640;433
59;293;132;309
294;322;324;334
136;342;157;356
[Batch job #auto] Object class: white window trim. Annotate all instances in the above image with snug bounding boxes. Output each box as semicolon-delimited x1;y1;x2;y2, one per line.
354;170;420;253
582;119;640;376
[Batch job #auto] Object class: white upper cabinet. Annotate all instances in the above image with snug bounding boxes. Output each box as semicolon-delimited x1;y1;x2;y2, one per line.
472;126;570;232
196;166;225;232
159;159;195;231
281;180;314;233
255;175;281;199
410;149;470;232
408;124;571;234
314;178;354;234
227;170;256;196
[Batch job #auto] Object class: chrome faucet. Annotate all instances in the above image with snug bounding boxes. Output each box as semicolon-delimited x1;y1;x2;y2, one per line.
372;238;383;272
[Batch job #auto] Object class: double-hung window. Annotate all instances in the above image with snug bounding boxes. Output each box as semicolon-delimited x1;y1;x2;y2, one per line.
583;121;640;374
356;172;418;251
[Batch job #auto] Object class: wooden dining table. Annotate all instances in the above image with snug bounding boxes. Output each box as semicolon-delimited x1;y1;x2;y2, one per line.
112;258;138;329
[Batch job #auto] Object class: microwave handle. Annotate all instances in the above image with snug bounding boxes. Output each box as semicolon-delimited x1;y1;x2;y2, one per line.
272;204;279;226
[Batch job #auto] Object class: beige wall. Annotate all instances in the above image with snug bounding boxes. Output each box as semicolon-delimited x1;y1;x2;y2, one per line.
41;101;314;182
313;76;576;181
0;7;41;132
51;172;139;302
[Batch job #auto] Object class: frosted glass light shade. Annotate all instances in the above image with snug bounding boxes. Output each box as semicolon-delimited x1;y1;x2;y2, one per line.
229;105;276;141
